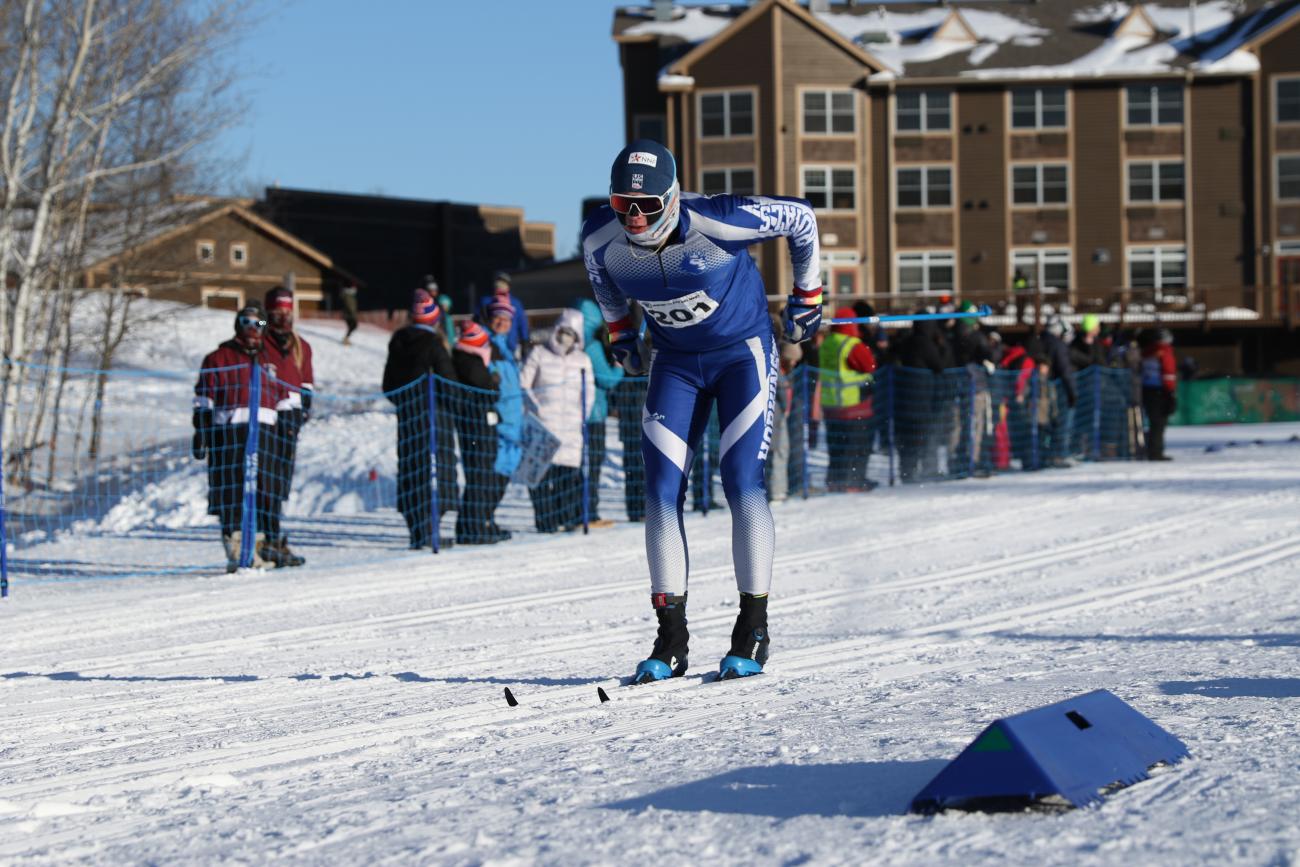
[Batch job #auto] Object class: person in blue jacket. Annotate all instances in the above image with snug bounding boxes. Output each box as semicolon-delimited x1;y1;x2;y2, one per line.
573;297;624;528
477;272;529;358
581;139;823;682
487;299;523;540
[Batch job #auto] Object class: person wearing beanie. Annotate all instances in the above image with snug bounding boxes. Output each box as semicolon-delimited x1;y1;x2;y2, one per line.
450;319;509;544
257;286;311;568
382;287;461;549
192;301;283;572
581;139;823;682
519;308;594;534
476;270;529;356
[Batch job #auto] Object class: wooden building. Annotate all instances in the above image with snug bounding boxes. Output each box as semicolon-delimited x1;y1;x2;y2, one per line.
83;198;358;314
613;0;1300;371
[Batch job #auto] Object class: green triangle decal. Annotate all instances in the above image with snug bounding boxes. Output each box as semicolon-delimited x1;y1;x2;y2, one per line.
971;724;1013;753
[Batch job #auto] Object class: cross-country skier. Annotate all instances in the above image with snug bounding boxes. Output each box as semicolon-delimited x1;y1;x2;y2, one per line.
581;139;822;682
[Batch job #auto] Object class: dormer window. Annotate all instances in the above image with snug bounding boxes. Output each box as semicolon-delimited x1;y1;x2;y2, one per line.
1114;5;1159;40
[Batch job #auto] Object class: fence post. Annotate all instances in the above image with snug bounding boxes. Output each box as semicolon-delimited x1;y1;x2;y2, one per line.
887;366;896;487
1;407;8;599
1029;369;1040;471
967;366;978;478
800;364;810;500
426;374;440;554
581;369;590;534
1091;366;1103;461
239;360;261;568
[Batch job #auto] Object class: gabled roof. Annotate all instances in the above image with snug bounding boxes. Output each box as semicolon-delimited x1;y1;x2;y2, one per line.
613;1;1299;82
660;0;888;80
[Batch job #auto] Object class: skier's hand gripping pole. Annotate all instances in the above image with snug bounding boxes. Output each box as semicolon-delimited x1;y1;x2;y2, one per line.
608;315;648;375
781;286;824;343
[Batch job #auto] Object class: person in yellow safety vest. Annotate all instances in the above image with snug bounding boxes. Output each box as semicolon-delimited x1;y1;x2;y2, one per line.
819;308;878;492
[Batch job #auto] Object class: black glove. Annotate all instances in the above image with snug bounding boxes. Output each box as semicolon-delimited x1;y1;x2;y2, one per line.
301;389;313;420
191;409;212;460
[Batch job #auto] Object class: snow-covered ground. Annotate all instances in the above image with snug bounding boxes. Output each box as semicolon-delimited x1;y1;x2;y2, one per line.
2;422;1299;864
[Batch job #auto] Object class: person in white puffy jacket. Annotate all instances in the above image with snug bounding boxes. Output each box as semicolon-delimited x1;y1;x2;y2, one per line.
519;307;595;532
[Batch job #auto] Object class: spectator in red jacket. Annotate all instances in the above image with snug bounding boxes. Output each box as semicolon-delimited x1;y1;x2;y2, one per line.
1139;328;1178;461
259;285;313;568
193;303;284;572
819;308;878;492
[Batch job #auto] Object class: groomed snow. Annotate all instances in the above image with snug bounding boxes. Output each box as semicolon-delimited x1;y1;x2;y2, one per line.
2;423;1299;864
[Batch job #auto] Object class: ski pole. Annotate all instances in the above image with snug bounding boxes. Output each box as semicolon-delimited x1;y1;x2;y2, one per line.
827;305;991;326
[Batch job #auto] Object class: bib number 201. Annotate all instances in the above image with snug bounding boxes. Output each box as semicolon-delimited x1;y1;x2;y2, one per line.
640;291;719;329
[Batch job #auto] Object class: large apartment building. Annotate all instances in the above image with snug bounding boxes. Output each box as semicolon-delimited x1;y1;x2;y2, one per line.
613;0;1300;365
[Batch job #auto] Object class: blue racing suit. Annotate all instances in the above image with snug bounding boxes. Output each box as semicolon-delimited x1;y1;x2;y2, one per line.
581;193;821;597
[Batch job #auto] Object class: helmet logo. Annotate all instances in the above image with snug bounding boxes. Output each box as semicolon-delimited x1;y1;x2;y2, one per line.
628;151;658;167
631;173;644;190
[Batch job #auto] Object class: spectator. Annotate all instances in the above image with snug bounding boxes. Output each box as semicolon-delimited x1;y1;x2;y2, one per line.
996;338;1037;470
767;327;803;503
819;306;877;492
487;301;524;539
574;298;624;528
382;288;460;549
895;316;947;483
1070;314;1104;371
437;292;456;346
192;302;281;572
339;284;359;346
1040;315;1078;468
519;308;594;532
259;286;311;568
450;320;506;544
953;302;997;477
1140;328;1178;461
478;271;529;358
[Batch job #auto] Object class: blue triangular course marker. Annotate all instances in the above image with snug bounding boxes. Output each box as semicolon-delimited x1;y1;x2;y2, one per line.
910;689;1190;813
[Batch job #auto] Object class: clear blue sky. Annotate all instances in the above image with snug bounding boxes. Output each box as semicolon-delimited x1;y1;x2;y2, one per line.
220;1;631;259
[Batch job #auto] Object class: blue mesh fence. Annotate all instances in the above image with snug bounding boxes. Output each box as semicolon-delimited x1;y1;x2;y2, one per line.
0;355;1144;592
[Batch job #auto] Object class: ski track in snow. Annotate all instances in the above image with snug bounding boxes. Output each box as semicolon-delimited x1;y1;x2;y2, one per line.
3;428;1300;864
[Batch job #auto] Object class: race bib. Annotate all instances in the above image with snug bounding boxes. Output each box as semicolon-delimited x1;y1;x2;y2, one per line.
639;291;719;329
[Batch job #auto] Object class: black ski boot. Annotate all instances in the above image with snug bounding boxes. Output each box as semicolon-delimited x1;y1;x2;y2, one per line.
719;593;769;679
633;593;689;684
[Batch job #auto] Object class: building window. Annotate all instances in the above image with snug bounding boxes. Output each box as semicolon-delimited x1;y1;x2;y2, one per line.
633;114;666;144
897;251;955;294
230;242;248;268
1128;246;1187;289
1278;155;1300;201
196;240;215;265
802;166;856;210
1277;78;1300;124
1126;84;1183;126
1011;163;1068;206
1012;249;1071;291
1128;160;1185;203
700;91;753;138
896;90;951;133
803;90;856;134
1011;87;1068;130
701;167;756;197
896;166;952;208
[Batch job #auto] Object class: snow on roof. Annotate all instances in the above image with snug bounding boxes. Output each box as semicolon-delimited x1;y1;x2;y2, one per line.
618;1;1291;82
621;6;734;43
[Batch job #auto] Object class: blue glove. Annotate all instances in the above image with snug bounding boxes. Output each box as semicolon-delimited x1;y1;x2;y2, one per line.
610;330;648;375
782;296;823;343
